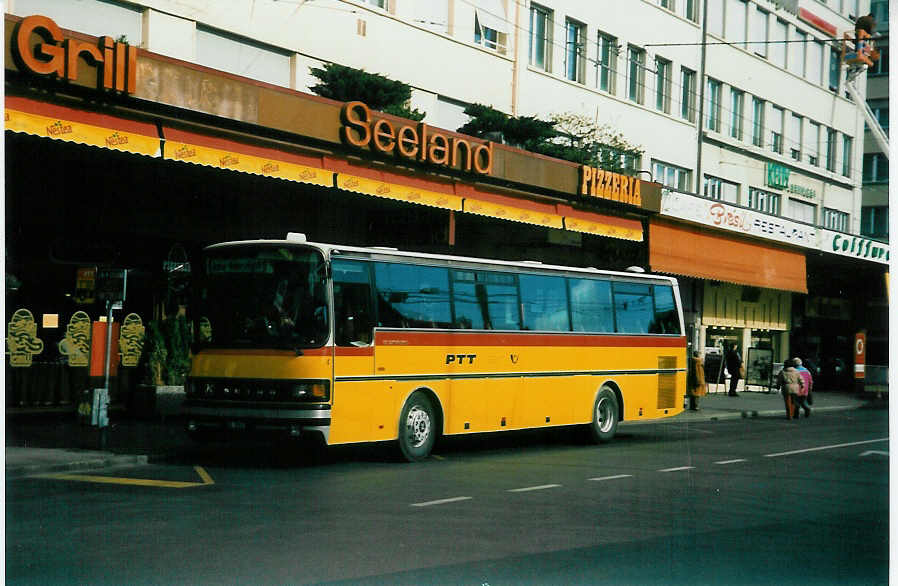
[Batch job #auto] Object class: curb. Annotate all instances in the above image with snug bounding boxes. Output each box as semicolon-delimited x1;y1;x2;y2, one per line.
6;454;149;479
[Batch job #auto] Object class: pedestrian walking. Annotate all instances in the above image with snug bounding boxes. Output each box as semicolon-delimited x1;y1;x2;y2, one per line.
725;344;743;396
794;357;813;418
777;358;804;420
687;350;706;411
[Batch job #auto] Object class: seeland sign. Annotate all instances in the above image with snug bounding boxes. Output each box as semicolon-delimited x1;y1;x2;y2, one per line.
340;101;493;175
11;15;137;94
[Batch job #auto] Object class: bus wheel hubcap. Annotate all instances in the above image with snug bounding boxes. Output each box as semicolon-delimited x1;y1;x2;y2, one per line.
406;406;431;447
597;397;613;432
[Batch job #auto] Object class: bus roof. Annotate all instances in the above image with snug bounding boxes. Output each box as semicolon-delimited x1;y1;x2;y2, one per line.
204;236;679;285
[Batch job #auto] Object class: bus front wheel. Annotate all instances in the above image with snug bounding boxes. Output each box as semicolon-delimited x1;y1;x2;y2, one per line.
397;392;436;462
588;387;619;443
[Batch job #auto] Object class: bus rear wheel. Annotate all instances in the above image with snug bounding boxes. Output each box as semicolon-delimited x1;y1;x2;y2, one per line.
397;392;436;462
587;387;619;443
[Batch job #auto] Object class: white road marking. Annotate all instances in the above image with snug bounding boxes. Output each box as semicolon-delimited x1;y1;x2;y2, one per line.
714;459;747;465
764;437;889;458
410;496;472;507
658;466;695;472
859;450;888;457
508;484;562;493
588;474;633;481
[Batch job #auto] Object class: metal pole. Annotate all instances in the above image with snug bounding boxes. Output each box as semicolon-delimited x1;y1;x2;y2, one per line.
695;0;709;195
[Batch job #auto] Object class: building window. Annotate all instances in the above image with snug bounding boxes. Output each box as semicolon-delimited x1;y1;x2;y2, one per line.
748;187;781;215
196;27;291;88
655;57;672;113
474;4;508;54
788;29;807;77
11;0;143;44
868;99;889;133
823;208;849;232
725;0;747;47
770;19;787;68
751;97;765;147
707;0;724;36
365;0;388;8
706;78;722;132
828;47;841;91
682;0;699;21
841;135;852;176
704;175;739;203
788;198;816;224
808;121;820;166
869;46;888;76
789;114;803;161
528;4;552;71
862;153;888;183
597;32;618;93
730;89;744;140
659;0;675;10
770;105;785;154
751;7;769;57
870;0;888;31
653;160;692;191
861;206;889;239
628;46;646;104
564;18;586;83
680;67;696;122
825;128;837;172
807;41;824;86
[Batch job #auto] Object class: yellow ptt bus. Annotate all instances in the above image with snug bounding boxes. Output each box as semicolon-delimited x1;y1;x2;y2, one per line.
185;233;686;460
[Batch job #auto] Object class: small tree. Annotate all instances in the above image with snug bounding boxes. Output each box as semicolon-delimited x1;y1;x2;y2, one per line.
309;63;425;121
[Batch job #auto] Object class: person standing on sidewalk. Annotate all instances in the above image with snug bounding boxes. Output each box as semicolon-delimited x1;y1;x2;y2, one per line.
777;359;804;419
725;344;743;397
687;350;707;411
794;357;813;418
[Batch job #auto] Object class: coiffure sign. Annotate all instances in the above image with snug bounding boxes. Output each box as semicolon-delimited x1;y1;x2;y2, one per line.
821;230;889;264
661;190;817;248
11;15;137;94
340;101;493;175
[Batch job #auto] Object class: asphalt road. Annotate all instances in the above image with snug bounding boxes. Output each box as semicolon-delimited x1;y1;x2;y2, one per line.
6;408;889;585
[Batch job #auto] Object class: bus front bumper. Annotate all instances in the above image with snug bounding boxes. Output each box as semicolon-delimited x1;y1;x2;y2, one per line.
184;401;331;441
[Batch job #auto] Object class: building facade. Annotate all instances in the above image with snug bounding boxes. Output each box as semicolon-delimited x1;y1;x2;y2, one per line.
5;0;887;407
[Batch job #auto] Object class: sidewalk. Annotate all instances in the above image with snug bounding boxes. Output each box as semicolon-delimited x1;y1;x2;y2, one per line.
6;390;881;478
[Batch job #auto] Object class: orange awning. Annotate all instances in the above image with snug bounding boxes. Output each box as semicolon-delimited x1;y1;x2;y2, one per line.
650;220;807;293
5;96;160;156
163;127;333;187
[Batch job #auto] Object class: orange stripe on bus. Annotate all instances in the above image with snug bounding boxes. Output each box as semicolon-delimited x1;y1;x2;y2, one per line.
372;331;686;348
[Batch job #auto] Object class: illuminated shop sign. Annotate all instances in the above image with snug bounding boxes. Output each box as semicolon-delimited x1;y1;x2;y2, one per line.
578;166;642;207
340;101;493;175
11;15;137;94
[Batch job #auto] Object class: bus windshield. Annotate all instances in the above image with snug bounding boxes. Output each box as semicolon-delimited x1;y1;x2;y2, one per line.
196;245;329;350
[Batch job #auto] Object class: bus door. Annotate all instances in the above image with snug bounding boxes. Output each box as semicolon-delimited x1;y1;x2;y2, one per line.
330;259;379;442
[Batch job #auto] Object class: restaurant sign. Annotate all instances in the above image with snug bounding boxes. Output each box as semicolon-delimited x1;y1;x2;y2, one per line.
578;166;642;207
661;190;817;248
341;101;493;175
11;15;137;94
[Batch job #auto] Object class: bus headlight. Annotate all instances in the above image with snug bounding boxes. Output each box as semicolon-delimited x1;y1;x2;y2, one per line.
288;381;330;402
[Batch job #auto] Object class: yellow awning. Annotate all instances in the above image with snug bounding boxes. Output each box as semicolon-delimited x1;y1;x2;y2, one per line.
463;197;564;229
163;127;333;187
336;173;463;211
6;96;160;157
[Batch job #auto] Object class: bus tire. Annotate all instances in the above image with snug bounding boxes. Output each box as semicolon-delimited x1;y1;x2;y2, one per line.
587;387;619;443
397;392;436;462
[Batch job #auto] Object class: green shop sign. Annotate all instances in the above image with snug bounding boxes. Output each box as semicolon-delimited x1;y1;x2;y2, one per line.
766;162;790;190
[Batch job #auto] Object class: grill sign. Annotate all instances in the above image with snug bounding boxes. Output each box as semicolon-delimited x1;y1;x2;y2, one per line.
12;15;137;94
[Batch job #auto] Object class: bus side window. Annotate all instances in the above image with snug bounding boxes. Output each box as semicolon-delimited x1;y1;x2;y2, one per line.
333;260;374;346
